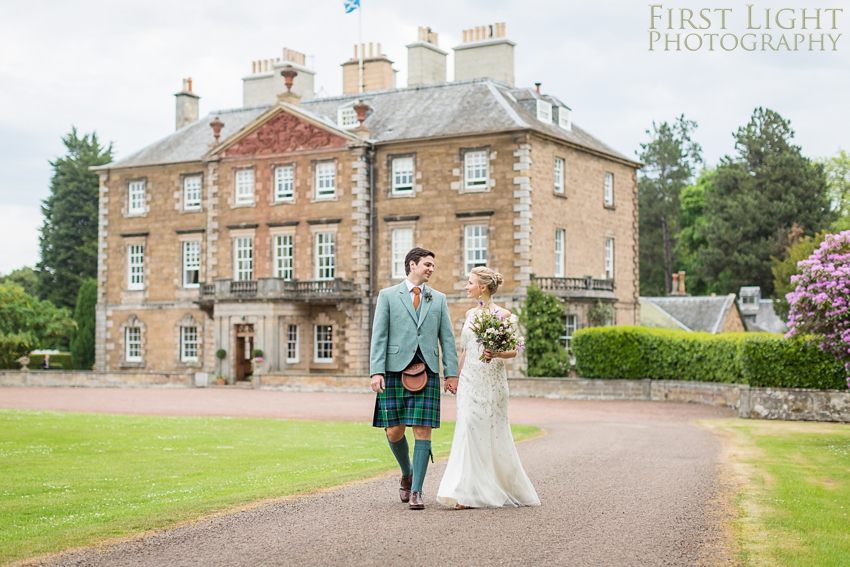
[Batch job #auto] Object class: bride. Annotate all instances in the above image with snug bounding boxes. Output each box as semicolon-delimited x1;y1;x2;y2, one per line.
436;267;540;509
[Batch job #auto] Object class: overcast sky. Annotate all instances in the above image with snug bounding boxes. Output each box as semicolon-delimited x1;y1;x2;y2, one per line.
1;0;847;275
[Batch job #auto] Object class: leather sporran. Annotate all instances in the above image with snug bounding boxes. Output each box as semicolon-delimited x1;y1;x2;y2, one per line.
401;362;427;392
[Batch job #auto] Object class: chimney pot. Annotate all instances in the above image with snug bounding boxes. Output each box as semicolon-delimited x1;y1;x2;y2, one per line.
187;78;192;93
678;271;686;294
535;82;541;93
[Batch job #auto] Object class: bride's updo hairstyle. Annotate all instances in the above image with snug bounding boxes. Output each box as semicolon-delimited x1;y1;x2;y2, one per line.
471;267;504;295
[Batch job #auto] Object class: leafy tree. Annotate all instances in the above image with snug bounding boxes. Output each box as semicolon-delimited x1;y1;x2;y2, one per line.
0;282;75;368
698;108;833;296
0;266;38;297
822;149;850;217
675;171;714;295
586;301;615;327
516;284;570;377
37;128;112;310
771;231;826;320
70;278;97;370
638;115;703;296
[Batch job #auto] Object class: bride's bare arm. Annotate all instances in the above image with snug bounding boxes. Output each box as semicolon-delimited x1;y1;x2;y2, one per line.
457;349;466;377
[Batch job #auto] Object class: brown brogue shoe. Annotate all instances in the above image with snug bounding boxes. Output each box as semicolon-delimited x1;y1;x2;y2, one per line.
399;474;412;503
409;491;425;510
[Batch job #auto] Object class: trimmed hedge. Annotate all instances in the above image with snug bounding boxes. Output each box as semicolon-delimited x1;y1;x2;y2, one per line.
573;326;847;390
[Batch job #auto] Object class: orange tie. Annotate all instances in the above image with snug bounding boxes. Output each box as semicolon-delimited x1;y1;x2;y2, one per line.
412;287;421;309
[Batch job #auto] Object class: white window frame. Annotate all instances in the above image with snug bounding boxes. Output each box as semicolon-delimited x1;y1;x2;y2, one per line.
315;162;336;199
391;157;414;194
464;224;488;274
463;150;488;191
274;234;294;281
315;232;335;280
235;237;254;281
561;314;578;350
183;176;202;211
235;169;255;205
125;327;142;361
128;181;146;215
604;172;614;207
337;106;359;129
286;324;299;363
391;228;413;279
182;240;201;288
274;165;294;201
314;324;333;363
555;229;565;278
605;238;615;280
128;244;145;290
558;107;572;131
536;99;553;123
554;157;565;194
180;326;198;362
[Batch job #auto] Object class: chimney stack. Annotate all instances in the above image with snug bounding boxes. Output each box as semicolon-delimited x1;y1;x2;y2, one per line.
406;26;447;87
242;47;315;108
453;22;515;86
668;271;689;296
174;78;200;130
342;43;396;94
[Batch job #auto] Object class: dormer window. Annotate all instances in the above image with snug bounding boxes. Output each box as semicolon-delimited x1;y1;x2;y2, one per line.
558;107;572;131
536;99;553;123
337;106;358;130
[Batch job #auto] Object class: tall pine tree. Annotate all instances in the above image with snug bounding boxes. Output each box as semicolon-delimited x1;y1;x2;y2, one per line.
698;108;833;296
638;115;702;297
37;128;112;310
70;278;97;370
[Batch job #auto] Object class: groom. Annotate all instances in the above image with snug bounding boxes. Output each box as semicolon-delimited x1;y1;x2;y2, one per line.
371;247;458;510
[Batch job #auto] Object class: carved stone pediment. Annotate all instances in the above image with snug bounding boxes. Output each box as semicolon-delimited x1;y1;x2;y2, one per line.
224;112;348;157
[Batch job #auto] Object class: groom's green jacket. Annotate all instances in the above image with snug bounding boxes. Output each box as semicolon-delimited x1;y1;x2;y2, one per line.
370;281;458;377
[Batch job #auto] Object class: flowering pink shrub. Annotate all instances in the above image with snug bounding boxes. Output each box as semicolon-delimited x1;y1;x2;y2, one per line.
786;230;850;387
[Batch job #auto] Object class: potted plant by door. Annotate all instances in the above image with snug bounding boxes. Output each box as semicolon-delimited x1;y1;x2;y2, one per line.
215;349;227;385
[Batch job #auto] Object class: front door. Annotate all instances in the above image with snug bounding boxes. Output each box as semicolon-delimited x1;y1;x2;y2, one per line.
235;324;254;381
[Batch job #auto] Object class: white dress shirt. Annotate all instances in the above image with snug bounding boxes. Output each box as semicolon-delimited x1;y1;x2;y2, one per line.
405;278;424;306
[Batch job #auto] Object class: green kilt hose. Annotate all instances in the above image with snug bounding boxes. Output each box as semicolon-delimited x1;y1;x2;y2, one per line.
372;369;441;429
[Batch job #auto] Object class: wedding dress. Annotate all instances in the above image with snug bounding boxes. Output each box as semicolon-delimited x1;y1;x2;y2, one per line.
436;312;540;508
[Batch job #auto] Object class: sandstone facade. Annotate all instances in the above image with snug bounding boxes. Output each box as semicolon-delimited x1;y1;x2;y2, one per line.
95;79;641;380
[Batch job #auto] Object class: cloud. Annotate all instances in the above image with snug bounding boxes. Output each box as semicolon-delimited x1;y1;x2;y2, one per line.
0;0;847;266
0;204;41;274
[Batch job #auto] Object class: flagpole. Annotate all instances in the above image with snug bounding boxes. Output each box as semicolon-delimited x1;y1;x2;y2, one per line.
358;2;363;94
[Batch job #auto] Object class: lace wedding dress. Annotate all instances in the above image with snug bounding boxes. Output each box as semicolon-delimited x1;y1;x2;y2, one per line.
436;312;540;508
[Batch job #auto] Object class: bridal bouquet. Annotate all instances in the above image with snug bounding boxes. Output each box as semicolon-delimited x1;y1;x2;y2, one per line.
470;305;525;363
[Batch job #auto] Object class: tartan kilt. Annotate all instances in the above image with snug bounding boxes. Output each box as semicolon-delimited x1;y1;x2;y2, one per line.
372;370;441;429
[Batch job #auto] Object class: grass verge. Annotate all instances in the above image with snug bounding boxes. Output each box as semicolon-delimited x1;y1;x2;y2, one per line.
0;409;540;565
703;419;850;567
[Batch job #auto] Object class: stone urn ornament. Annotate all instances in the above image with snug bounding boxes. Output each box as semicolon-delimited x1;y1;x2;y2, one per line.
17;355;30;372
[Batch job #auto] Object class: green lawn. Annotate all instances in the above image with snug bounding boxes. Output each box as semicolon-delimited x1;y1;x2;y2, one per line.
705;420;850;567
0;409;539;564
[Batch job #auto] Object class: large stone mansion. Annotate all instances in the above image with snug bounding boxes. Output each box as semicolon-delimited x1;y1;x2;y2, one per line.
93;24;641;381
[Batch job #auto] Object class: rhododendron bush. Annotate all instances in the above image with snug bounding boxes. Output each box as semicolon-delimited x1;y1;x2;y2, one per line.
786;230;850;387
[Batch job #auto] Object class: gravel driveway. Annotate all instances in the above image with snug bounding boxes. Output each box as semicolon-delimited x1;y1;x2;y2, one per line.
3;387;738;566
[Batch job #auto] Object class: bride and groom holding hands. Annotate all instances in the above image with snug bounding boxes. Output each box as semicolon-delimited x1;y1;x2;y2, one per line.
370;247;539;510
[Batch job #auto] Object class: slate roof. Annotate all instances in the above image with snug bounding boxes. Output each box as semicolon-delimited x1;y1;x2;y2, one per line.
743;301;788;335
99;78;637;170
100;106;269;170
640;294;739;334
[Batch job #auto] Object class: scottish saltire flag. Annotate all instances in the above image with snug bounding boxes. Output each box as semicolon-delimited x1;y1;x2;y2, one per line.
344;0;360;13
